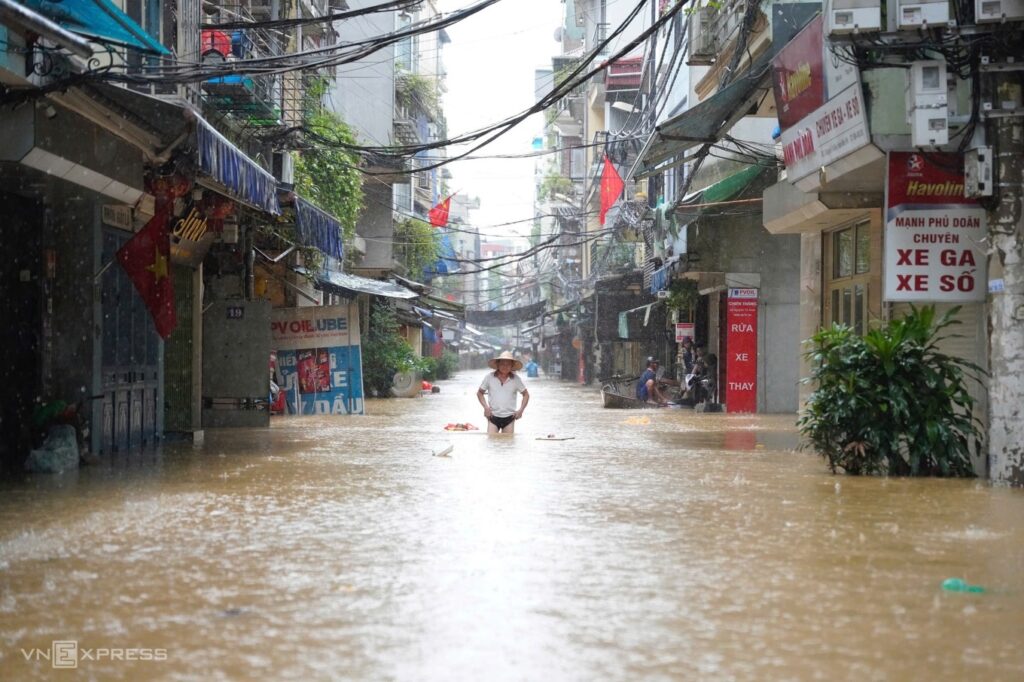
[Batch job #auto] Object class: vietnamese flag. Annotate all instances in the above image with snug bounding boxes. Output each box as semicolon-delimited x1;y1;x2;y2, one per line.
428;194;452;228
116;200;177;339
599;155;625;225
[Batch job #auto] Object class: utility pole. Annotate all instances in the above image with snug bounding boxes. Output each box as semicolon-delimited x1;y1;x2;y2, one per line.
987;99;1024;485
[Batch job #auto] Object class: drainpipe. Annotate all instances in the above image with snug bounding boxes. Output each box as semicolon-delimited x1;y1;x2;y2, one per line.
245;225;256;300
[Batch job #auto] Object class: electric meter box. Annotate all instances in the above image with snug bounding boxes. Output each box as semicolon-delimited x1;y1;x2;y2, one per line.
975;0;1024;21
965;146;994;197
910;109;949;146
896;0;951;28
908;60;948;107
828;0;883;33
906;61;949;147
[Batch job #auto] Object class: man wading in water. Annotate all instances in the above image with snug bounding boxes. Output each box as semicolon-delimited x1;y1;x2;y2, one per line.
477;351;530;434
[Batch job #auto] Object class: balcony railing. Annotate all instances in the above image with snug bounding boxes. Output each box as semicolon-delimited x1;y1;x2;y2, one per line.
200;2;283;126
592;22;610;54
591;240;642;274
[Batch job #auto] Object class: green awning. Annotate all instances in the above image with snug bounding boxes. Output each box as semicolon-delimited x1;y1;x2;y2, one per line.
629;50;773;180
676;163;773;219
20;0;169;55
703;163;765;204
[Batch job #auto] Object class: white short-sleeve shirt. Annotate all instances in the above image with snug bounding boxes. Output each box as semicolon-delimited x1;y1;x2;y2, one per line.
479;372;527;417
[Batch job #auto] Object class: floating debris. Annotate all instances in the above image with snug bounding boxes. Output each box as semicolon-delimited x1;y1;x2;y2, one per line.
941;578;986;593
432;444;454;458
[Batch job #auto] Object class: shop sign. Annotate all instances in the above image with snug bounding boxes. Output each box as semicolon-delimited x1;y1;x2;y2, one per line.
675;322;695;343
102;204;133;231
170;203;216;267
725;288;758;414
271;305;365;416
779;83;870;183
773;14;866;183
771;15;826;130
883;152;986;302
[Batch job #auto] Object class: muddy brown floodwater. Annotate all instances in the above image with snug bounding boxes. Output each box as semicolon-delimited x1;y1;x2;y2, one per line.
1;371;1023;680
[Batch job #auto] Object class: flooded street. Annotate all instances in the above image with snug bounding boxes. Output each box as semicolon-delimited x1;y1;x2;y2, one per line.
2;371;1023;680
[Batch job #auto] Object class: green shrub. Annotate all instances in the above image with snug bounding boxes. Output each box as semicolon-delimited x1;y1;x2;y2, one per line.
420;356;440;381
436;350;459;380
362;301;426;397
393;217;441;279
419;350;458;381
798;305;984;477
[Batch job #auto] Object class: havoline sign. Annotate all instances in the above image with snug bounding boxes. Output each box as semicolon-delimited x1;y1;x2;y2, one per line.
883;152;987;302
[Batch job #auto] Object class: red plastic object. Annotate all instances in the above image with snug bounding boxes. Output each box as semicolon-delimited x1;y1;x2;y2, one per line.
201;30;231;57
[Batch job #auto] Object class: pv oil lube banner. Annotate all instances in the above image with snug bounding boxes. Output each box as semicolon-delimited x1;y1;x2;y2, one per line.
271;304;365;415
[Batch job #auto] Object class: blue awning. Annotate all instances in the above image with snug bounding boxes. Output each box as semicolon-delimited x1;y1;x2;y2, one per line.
196;116;280;215
20;0;170;55
650;265;670;294
294;195;344;261
425;233;458;278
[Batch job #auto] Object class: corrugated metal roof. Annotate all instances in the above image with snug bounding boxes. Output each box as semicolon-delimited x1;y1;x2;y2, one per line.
630;51;773;180
298;268;419;299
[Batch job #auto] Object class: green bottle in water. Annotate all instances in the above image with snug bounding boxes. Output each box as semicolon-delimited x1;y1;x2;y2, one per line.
942;578;985;593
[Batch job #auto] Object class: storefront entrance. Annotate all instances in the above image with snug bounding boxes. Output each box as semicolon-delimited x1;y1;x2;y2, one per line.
99;228;161;453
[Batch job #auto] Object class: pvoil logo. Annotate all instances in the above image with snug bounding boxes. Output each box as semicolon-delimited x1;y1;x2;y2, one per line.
20;640;168;667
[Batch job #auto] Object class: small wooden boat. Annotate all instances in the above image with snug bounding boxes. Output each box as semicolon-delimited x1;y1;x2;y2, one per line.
601;377;660;409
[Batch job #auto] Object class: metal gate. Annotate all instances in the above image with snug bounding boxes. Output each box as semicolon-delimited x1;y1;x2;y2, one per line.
99;229;161;453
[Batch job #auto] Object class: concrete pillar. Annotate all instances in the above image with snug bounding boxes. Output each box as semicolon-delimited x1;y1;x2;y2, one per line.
988;114;1024;484
798;232;822;409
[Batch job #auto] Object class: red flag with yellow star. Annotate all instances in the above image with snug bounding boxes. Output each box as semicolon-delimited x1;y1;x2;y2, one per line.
116;201;177;338
428;194;452;228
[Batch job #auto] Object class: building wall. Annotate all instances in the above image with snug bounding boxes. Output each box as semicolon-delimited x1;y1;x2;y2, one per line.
352;183;396;274
797;231;822;407
48;183;100;406
688;210;802;412
329;5;395;146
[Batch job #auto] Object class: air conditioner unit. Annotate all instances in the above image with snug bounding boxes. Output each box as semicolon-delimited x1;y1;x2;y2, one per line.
975;0;1024;21
897;0;952;28
656;289;670;299
687;6;718;66
828;0;883;33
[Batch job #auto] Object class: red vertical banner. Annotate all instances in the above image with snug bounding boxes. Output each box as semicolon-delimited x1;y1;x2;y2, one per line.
725;288;758;413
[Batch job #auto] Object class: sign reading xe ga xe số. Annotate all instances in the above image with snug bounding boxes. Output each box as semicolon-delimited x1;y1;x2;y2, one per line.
883;152;987;302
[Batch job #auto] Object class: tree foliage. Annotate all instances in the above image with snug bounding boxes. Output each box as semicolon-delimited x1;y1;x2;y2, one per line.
421;350;459;381
798;305;984;477
393;217;441;279
395;71;439;119
293;110;364;245
362;300;425;397
665;278;699;314
538;167;574;202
